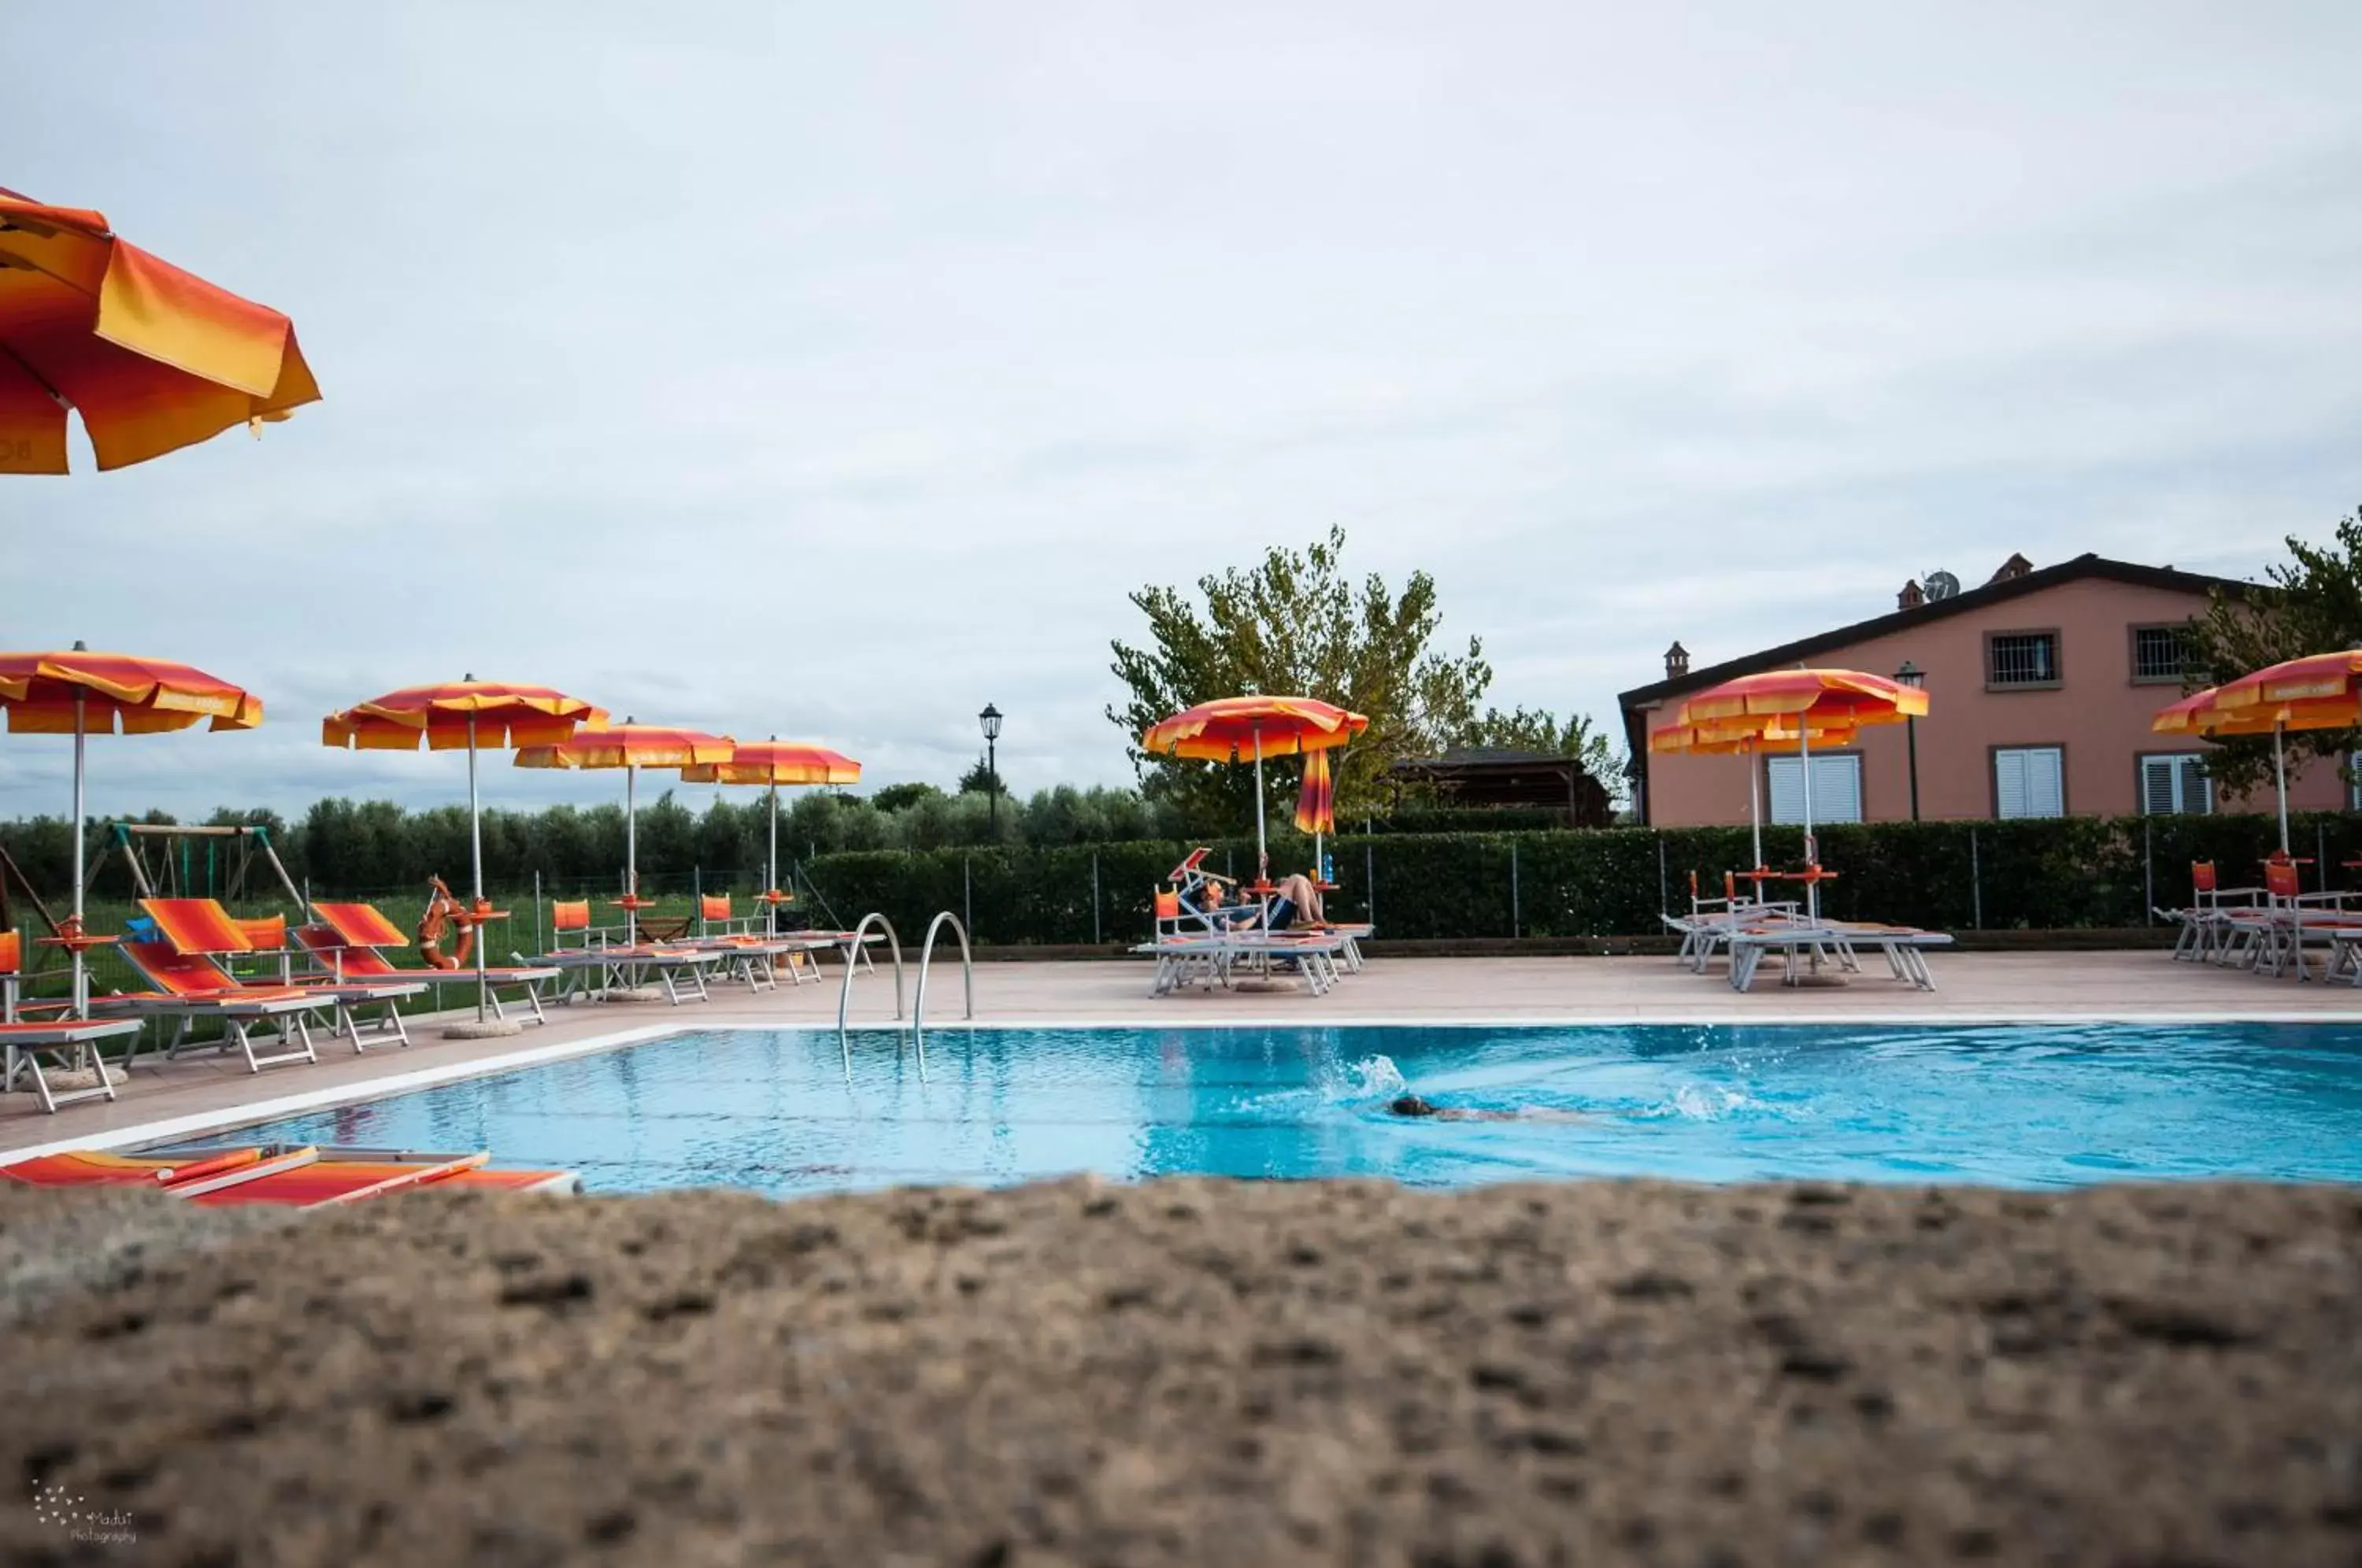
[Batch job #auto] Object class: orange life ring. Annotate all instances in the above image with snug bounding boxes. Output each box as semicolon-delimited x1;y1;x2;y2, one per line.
417;876;475;971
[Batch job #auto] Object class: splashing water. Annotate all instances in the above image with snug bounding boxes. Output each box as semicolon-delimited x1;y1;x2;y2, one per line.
1668;1083;1751;1122
1331;1054;1408;1100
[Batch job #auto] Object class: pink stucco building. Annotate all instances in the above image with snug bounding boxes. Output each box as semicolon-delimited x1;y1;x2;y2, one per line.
1620;553;2348;827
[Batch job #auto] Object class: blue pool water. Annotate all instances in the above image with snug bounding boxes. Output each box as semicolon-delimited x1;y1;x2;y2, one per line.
219;1023;2362;1195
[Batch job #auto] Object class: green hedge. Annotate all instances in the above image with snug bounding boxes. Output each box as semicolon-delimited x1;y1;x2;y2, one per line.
786;812;2362;945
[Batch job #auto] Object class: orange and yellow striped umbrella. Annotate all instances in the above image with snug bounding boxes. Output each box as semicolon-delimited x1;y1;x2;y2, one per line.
1141;695;1368;760
516;719;735;936
679;739;862;902
0;645;262;734
322;680;603;752
1672;668;1927;729
2151;653;2362;852
324;678;602;1023
0;190;320;474
515;720;735;772
0;643;262;1015
1649;713;1861;872
2212;650;2362;723
1648;716;1861;755
1145;695;1368;886
1664;668;1926;905
679;739;861;786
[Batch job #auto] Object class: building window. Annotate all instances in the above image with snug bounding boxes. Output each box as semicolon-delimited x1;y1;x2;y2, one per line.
1986;631;2061;690
1767;754;1863;824
2131;624;2192;684
1994;745;2066;819
2139;753;2212;815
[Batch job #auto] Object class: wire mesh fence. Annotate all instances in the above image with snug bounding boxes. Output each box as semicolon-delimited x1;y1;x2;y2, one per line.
11;811;2357;1004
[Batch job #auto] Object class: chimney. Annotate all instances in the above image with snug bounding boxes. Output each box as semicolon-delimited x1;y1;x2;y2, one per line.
1988;552;2034;584
1664;641;1690;679
1897;579;1925;610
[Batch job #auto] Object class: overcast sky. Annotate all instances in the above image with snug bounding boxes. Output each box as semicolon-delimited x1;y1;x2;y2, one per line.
5;2;2360;824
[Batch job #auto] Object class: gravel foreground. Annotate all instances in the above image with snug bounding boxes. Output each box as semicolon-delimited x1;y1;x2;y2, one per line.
2;1177;2358;1567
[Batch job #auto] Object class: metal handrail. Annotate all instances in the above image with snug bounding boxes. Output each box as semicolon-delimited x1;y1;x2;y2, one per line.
913;911;974;1056
835;912;905;1074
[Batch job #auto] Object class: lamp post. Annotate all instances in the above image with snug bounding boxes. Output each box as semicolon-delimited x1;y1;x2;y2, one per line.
1894;660;1925;822
978;703;1003;830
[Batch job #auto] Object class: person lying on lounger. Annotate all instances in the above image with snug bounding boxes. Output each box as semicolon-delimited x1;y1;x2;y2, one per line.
1199;875;1323;930
1386;1094;1587;1123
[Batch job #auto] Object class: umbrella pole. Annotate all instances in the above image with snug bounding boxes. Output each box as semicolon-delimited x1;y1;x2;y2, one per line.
1748;739;1763;873
768;782;780;899
2275;721;2291;856
1799;725;1819;923
468;713;488;1024
626;762;639;946
70;690;87;1019
1253;728;1268;894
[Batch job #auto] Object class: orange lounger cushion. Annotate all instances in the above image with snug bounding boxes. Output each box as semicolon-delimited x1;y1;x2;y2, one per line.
311;901;411;948
235;914;287;949
140;897;256;955
2;1148;265;1186
4;1147;577;1205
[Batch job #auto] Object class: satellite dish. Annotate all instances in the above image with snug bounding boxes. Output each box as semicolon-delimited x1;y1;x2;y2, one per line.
1923;571;1961;601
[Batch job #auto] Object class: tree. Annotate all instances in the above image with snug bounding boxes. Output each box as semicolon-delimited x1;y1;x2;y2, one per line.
957;756;1005;798
1457;705;1630;810
869;782;942;813
2183;505;2362;794
1108;525;1493;828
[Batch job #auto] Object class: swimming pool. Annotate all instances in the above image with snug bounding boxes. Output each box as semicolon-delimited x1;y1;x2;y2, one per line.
210;1021;2362;1195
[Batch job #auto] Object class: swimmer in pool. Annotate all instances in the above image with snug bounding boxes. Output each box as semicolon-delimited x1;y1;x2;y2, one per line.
1387;1093;1587;1123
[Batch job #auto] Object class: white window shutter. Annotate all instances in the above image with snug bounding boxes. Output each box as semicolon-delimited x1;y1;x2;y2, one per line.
2142;756;2175;815
1768;757;1805;824
1996;749;2028;818
1814;755;1863;823
2180;756;2212;815
1768;755;1861;824
2027;749;2064;817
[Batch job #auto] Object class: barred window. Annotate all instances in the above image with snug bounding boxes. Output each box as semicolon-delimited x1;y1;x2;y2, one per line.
1986;631;2060;688
2131;626;2190;683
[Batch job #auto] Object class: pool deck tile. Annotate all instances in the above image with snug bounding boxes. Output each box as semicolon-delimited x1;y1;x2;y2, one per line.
4;951;2355;1158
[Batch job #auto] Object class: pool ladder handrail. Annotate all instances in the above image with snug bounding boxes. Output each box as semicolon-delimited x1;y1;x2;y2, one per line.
836;912;907;1074
913;911;974;1052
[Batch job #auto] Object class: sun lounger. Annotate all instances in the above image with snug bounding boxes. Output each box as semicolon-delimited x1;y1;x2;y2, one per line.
1663;871;1802;973
2243;860;2362;982
1725;918;1953;992
97;938;328;1074
302;901;560;1026
1135;927;1351;996
139;897;429;1049
528;902;724;1005
0;930;139;1113
1135;889;1350;995
642;893;808;992
2153;861;2273;965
